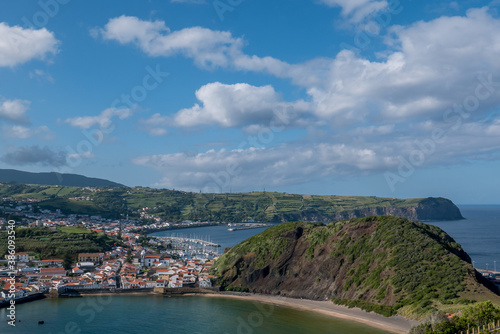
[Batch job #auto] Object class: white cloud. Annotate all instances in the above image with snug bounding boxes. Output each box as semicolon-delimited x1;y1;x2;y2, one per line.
0;22;59;67
172;82;311;128
132;143;388;192
2;125;53;140
0;99;31;124
109;9;500;190
65;108;133;129
95;15;245;69
134;114;500;191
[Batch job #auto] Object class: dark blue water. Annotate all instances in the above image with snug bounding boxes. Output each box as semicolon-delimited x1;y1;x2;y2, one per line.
430;205;500;270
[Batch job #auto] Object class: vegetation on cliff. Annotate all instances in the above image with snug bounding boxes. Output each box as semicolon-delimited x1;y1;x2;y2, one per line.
0;183;463;222
211;216;499;318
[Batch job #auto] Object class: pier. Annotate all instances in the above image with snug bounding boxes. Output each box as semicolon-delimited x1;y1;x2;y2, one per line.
227;223;273;231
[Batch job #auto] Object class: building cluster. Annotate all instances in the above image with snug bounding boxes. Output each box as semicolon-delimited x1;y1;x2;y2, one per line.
1;235;217;304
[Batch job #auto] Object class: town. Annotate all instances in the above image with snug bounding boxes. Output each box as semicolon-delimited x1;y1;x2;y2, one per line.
0;194;222;307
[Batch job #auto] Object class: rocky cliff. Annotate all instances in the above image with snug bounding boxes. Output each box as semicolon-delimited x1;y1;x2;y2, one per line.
212;216;498;318
283;197;464;222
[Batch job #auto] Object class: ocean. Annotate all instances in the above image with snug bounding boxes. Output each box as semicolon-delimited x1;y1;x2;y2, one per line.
2;205;498;333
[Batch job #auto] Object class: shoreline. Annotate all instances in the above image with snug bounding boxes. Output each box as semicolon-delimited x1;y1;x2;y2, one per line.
199;293;417;334
67;290;417;333
20;290;417;333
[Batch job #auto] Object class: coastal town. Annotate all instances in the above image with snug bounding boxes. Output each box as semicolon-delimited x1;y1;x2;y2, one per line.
0;192;223;307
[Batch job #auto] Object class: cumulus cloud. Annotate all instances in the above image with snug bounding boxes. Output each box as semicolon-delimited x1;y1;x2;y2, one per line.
172;82;312;128
94;15;246;68
0;99;31;124
133;114;500;192
1;146;67;167
112;9;500;190
132;143;389;192
65;108;133;129
0;22;59;67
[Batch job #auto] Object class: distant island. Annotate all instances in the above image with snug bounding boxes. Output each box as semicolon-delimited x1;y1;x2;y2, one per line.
0;182;463;222
211;216;500;319
0;169;125;188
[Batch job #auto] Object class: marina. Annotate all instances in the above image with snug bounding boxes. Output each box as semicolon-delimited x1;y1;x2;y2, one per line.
154;234;222;259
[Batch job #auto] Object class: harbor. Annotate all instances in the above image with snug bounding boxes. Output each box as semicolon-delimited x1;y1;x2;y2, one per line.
154;234;222;259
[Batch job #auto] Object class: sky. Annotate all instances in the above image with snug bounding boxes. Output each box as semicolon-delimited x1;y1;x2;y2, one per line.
1;0;500;204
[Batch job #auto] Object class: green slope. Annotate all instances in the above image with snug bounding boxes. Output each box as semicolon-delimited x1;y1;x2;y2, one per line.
211;216;500;318
0;184;463;222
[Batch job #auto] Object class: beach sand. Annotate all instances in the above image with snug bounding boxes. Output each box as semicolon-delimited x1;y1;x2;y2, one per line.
201;293;419;334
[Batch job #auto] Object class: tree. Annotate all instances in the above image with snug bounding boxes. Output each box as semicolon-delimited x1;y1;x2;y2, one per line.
63;253;73;270
125;249;132;264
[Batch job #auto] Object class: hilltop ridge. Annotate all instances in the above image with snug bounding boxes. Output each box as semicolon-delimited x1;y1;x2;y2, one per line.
0;184;463;222
0;169;124;187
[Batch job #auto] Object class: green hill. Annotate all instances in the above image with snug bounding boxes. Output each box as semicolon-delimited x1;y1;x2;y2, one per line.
0;169;124;187
211;216;500;318
0;184;464;222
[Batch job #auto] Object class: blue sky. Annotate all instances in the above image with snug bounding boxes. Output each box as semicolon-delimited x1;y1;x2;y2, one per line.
1;0;500;204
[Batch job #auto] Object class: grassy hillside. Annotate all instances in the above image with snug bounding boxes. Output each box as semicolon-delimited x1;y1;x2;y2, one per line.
211;216;499;318
0;169;124;187
0;227;117;259
0;184;463;222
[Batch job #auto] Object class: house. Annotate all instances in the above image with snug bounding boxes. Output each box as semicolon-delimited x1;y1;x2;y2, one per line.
143;255;161;267
77;253;104;263
72;267;84;275
15;253;29;262
38;259;64;267
40;268;66;277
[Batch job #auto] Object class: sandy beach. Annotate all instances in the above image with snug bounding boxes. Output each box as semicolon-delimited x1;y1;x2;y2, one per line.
70;290;418;333
201;293;419;334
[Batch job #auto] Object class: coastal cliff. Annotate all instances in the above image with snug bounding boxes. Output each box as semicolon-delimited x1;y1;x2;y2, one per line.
212;216;498;318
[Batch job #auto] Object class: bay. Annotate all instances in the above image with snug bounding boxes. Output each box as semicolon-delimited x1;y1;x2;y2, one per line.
0;295;390;334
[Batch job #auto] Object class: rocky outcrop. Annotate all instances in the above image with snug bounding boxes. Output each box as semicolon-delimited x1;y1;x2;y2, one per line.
212;216;498;317
275;197;464;222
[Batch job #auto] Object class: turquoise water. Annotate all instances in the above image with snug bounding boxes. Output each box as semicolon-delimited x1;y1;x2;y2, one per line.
0;295;390;334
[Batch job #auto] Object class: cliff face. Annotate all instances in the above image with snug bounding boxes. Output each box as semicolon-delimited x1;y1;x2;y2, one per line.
212;216;497;317
276;197;464;222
